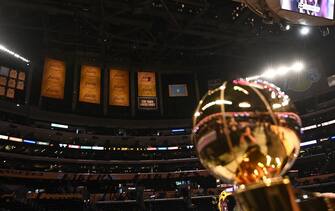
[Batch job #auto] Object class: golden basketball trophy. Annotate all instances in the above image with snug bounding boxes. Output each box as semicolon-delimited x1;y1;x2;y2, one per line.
192;79;334;211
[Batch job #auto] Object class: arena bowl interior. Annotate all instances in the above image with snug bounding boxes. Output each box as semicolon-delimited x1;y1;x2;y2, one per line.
192;79;302;185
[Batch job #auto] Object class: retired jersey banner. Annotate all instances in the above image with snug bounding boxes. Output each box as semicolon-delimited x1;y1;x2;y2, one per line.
0;76;6;86
138;72;157;109
18;72;26;81
6;88;14;98
0;86;5;96
16;81;24;90
109;69;129;106
7;79;16;88
79;65;101;104
9;69;17;79
41;58;66;99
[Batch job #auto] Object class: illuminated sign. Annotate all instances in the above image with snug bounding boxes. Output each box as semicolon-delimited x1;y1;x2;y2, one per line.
138;97;157;109
169;84;188;97
51;123;69;129
300;140;317;146
9;137;22;142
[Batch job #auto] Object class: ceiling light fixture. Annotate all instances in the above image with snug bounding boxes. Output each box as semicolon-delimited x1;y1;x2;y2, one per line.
300;27;310;36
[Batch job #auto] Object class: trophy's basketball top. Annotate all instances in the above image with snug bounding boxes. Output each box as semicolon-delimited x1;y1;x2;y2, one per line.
192;79;302;185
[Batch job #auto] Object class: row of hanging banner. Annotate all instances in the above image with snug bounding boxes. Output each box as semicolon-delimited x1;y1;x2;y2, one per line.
0;66;26;99
41;58;157;109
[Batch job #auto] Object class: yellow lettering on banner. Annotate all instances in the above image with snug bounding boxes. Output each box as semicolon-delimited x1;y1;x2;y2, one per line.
109;69;129;106
79;65;101;104
138;72;156;97
41;58;66;99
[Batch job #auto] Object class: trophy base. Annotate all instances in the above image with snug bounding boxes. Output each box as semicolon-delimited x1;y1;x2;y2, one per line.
235;177;300;211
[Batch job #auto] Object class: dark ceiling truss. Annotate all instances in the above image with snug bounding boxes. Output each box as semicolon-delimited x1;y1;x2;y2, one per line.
0;0;292;67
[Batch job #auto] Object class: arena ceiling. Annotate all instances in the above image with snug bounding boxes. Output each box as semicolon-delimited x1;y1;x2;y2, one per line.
0;0;333;72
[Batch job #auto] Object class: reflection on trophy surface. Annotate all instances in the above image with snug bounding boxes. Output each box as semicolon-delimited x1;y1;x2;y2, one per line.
192;79;303;210
193;79;301;184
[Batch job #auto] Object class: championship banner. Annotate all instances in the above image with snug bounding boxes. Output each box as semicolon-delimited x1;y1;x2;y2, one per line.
109;69;129;106
138;72;156;96
138;72;157;109
79;65;101;104
41;58;66;99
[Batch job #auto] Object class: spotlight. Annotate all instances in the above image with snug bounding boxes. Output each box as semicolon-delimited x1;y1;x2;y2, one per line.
246;75;261;81
300;27;310;36
262;68;276;79
277;66;289;75
248;60;305;81
285;24;291;31
0;44;30;63
291;62;304;72
279;23;291;31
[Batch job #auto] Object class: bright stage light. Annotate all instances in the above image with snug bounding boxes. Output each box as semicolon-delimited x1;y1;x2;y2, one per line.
291;61;304;72
262;68;276;79
285;24;291;31
246;75;261;81
300;27;310;36
248;61;305;81
277;66;289;75
0;44;30;63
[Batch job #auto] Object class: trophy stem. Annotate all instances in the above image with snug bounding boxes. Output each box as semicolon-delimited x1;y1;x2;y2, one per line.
234;177;300;211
